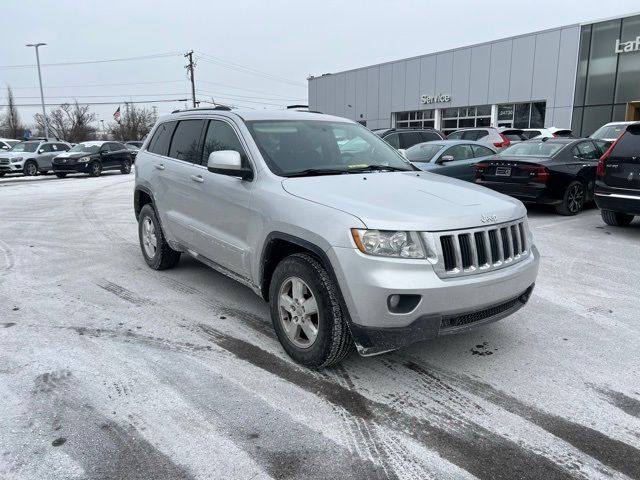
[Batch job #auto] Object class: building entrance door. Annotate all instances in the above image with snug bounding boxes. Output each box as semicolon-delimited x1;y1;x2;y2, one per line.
625;102;640;121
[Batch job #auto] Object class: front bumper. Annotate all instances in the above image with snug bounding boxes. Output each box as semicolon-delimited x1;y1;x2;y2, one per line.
327;244;540;355
0;161;25;172
52;162;91;174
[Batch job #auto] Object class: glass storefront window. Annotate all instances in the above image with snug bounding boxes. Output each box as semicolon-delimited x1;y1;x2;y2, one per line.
395;109;436;129
514;103;531;128
615;15;640;104
585;19;621;106
497;102;545;128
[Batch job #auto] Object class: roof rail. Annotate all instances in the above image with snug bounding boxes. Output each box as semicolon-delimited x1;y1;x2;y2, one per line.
171;105;233;114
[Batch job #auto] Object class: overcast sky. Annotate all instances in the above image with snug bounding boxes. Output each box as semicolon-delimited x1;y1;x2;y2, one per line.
1;0;637;133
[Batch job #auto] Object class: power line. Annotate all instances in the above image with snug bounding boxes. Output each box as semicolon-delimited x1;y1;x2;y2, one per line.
11;80;186;90
195;51;306;88
12;93;191;99
0;52;182;70
195;91;290;107
195;88;304;102
1;98;189;107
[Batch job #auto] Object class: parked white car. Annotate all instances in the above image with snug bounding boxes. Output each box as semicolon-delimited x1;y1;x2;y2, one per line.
521;128;573;139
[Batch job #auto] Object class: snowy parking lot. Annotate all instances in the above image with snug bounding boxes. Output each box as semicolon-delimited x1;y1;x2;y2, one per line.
1;172;639;480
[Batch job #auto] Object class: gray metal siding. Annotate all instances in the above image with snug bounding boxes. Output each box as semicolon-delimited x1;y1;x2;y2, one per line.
309;24;581;128
468;45;491;106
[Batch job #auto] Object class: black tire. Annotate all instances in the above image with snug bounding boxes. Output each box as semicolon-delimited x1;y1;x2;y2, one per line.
23;161;38;177
601;209;634;226
138;204;181;270
555;180;585;216
0;172;5;177
269;253;353;369
88;161;102;177
55;173;67;178
120;159;132;174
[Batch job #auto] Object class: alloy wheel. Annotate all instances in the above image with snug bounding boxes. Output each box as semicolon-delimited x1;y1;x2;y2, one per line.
278;276;319;349
25;163;37;176
141;217;157;258
567;183;584;214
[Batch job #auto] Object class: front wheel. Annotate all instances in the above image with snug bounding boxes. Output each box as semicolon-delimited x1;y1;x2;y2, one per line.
88;161;102;177
555;180;585;216
23;161;38;177
601;210;634;226
120;159;132;174
138;204;181;270
269;253;353;369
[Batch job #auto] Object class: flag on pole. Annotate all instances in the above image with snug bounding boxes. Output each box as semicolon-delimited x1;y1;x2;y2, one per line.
113;106;121;122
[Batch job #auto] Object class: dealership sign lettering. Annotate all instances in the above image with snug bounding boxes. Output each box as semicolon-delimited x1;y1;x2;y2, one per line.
615;36;640;54
420;93;451;104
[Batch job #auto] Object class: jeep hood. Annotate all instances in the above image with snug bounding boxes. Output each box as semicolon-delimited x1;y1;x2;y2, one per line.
281;171;526;231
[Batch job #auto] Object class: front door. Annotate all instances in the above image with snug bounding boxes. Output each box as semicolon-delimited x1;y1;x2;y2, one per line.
188;118;255;277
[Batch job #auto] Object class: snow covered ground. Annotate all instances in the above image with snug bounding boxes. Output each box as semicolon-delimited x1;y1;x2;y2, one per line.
0;172;639;479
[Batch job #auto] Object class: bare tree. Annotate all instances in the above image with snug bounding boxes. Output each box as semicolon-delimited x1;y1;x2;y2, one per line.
108;103;155;141
34;101;97;142
1;86;25;139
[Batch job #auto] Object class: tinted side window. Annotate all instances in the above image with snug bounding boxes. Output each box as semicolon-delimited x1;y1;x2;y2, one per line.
574;141;599;160
384;133;400;149
472;145;495;157
110;142;125;152
57;143;70;151
40;144;54;153
475;130;489;140
447;131;464;140
420;131;442;142
612;130;640;158
148;121;177;156
169;120;204;163
399;132;422;149
445;144;474;161
202;120;248;167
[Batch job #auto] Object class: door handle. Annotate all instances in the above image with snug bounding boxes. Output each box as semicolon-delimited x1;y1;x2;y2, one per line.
190;174;204;183
155;164;165;170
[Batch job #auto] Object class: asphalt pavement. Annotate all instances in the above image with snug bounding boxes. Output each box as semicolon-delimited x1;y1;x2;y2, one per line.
0;171;639;479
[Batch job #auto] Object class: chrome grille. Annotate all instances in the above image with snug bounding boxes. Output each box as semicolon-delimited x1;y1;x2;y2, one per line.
427;219;530;278
0;158;9;165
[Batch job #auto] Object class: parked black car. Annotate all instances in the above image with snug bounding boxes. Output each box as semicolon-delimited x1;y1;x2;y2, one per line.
371;128;446;150
475;138;608;215
595;122;640;226
52;141;133;178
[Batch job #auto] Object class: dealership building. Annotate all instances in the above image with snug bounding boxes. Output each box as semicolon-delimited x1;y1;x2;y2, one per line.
308;12;640;137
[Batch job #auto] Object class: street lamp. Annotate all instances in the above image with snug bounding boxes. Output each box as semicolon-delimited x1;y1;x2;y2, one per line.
26;43;49;139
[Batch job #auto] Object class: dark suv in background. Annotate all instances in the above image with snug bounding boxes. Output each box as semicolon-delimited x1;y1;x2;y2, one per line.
595;122;640;226
372;128;446;150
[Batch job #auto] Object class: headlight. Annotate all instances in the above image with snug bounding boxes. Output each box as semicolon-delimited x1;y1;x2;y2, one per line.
77;156;91;162
351;229;426;259
11;157;23;163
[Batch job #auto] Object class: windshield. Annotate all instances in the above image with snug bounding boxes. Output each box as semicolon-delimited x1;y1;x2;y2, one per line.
591;124;627;140
405;143;444;163
499;141;564;157
6;140;19;147
69;143;100;153
9;142;39;153
246;120;413;176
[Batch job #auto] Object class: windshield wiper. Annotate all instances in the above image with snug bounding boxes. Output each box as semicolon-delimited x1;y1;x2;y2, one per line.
283;168;350;178
347;164;413;173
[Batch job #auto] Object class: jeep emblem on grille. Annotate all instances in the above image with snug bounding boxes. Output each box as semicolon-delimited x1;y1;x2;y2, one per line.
481;214;497;223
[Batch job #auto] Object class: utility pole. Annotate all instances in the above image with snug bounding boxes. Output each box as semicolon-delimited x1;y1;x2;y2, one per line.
184;50;196;108
26;43;49;139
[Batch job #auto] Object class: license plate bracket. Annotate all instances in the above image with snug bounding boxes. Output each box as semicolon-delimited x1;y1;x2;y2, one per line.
496;167;512;177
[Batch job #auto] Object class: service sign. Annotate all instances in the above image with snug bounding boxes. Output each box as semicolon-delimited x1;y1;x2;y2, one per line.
420;94;451;104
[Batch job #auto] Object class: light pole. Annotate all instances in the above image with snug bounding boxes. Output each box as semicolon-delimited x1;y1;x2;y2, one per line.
26;43;49;139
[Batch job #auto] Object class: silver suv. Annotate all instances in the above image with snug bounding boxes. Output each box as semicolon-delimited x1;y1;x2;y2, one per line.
134;108;539;368
0;139;71;177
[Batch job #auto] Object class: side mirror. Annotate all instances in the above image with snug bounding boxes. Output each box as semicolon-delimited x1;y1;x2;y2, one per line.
38;149;44;154
1;146;8;150
207;150;253;180
436;155;454;165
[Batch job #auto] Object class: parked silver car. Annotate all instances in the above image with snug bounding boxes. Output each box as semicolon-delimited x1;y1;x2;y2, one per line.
0;138;20;152
405;140;496;182
0;139;71;177
134;108;539;368
447;127;526;150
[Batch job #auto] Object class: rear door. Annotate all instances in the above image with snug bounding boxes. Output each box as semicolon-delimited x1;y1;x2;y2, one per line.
37;143;56;169
603;125;640;191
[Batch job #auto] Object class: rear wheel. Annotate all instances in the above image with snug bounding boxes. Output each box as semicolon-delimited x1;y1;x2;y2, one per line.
601;210;634;226
55;173;67;178
555;180;585;216
269;253;353;369
88;161;102;177
24;161;38;177
120;159;132;174
138;204;181;270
